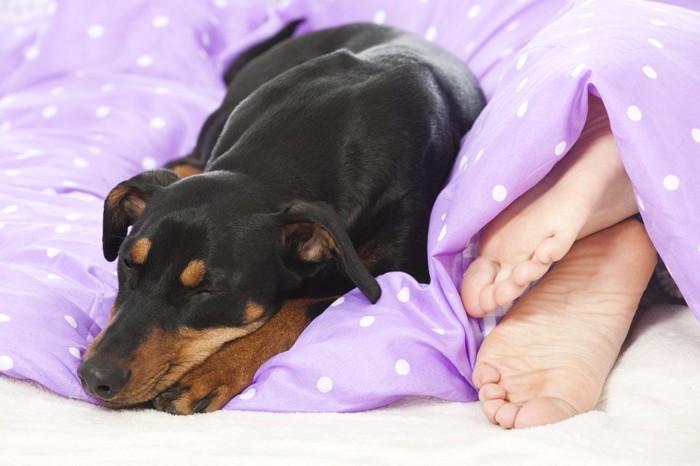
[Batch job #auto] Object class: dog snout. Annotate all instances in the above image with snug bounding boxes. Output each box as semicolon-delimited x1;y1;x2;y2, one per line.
78;356;131;401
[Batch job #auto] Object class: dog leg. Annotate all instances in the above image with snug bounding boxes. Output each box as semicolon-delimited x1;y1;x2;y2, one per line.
152;297;332;414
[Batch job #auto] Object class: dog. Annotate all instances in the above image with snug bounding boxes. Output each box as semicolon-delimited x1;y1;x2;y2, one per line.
78;21;485;414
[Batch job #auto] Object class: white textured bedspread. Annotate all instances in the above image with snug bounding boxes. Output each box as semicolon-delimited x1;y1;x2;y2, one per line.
1;303;698;465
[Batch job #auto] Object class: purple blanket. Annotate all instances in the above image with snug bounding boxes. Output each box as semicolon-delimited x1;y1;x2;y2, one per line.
1;0;698;412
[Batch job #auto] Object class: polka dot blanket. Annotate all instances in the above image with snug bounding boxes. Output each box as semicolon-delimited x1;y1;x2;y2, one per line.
0;0;698;412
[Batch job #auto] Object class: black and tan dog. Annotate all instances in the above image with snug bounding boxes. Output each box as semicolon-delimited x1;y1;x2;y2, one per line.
78;21;485;414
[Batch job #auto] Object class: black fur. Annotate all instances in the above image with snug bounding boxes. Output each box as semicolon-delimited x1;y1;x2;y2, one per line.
79;22;485;402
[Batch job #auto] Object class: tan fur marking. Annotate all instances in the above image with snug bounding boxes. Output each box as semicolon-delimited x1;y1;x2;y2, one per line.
171;164;204;178
131;237;151;265
244;301;266;324
105;185;129;210
180;260;206;287
98;320;265;407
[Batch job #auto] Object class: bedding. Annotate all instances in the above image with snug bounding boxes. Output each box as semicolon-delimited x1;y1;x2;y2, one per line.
0;0;699;419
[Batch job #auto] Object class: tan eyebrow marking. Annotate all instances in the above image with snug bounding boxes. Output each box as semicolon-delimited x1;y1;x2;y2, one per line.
131;237;152;265
180;260;206;287
244;301;266;324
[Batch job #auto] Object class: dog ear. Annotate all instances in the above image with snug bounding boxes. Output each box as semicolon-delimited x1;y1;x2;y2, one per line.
278;201;381;303
102;169;180;262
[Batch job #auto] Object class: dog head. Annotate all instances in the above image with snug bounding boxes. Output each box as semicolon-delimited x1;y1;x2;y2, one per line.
78;169;380;407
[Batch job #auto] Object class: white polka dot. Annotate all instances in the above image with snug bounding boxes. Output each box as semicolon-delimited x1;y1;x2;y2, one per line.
55;224;72;234
516;100;528;118
500;47;514;58
492;184;507;202
330;296;345;307
467;5;482;19
317;376;333;393
397;287;410;303
239;387;256;400
46;248;61;258
424;26;437;42
0;314;10;323
464;41;476;54
475;148;484;163
516;54;527;70
150;117;166;129
636;194;645;212
505;20;520;32
68;347;81;359
1;205;18;214
95;106;111;118
627;105;642;121
64;315;77;328
62;180;77;188
153;15;170;28
213;0;228;8
372;10;386;24
49;86;64;95
571;63;586;78
65;213;82;221
691;128;700;143
4;169;20;177
437;224;447;242
663;174;680;191
42;105;58;119
395;359;411;375
46;2;57;15
42;188;56;195
432;327;445;335
141;157;158;170
651;19;667;26
458;155;468;170
516;77;528;92
73;158;89;168
555;141;567;156
0;355;13;371
573;45;590;54
642;66;657;79
440;213;447;221
154;86;170;94
648;38;663;49
47;273;61;280
24;45;40;60
359;316;375;327
87;24;105;38
575;28;592;35
1;121;12;133
137;55;154;67
101;83;115;92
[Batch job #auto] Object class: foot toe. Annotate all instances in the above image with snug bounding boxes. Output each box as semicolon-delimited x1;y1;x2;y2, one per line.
494;280;525;308
534;233;574;264
472;362;501;388
462;257;500;317
494;402;520;429
513;397;579;429
479;383;506;402
482;399;506;424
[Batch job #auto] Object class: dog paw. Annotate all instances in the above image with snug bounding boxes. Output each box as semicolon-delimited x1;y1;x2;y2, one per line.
152;364;247;415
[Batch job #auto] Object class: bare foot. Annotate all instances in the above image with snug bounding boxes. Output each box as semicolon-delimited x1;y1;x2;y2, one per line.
462;96;638;317
473;219;656;429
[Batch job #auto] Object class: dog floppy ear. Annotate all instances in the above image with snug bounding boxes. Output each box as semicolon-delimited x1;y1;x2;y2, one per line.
278;201;381;304
102;169;180;261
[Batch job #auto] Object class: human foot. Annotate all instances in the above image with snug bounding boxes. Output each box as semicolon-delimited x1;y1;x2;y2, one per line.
473;219;656;429
461;96;638;317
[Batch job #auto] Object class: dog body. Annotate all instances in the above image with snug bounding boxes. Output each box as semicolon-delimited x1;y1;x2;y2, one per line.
78;22;485;411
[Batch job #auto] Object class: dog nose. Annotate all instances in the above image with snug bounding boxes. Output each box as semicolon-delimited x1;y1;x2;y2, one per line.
78;357;131;401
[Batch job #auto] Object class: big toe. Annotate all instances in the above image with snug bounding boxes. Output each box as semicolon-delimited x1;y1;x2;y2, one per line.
513;397;579;429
